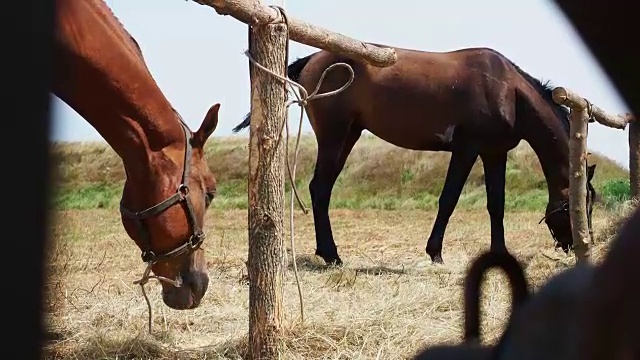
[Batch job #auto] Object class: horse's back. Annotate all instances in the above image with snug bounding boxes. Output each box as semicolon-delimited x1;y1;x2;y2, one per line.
300;46;521;151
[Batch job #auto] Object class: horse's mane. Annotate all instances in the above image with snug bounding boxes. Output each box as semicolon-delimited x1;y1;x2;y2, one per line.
100;0;148;68
100;1;190;127
536;78;571;136
476;49;570;136
508;62;571;136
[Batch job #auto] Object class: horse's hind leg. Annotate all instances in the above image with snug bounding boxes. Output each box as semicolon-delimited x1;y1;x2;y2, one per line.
310;121;362;266
425;139;479;264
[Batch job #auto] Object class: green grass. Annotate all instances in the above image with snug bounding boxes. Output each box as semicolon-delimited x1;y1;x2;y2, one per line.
50;133;631;211
51;183;122;210
600;178;632;208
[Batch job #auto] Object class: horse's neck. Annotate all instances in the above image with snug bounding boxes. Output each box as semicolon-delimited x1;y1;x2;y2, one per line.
52;0;185;175
523;122;570;203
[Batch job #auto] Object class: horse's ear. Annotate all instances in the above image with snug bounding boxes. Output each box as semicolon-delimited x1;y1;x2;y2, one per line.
193;103;220;149
587;164;596;182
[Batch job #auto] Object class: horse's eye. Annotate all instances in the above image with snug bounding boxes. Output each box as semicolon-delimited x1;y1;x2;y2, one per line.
205;191;215;207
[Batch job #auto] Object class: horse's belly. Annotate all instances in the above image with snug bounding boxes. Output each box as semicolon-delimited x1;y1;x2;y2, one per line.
363;116;455;152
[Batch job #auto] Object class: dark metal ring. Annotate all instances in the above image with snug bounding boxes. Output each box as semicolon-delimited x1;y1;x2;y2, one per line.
177;184;189;195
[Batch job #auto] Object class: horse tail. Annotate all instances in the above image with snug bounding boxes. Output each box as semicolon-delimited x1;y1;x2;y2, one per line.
231;53;317;133
463;251;530;343
287;53;314;82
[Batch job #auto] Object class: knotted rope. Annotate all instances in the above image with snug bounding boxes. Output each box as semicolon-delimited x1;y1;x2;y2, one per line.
243;5;355;323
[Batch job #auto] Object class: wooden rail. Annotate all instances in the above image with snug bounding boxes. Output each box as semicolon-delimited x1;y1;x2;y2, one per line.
192;0;397;67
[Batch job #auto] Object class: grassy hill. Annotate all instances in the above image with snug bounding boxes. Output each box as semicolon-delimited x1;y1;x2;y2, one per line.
50;133;631;211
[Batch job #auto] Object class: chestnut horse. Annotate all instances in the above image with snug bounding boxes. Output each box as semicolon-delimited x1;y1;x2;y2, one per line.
233;46;596;265
53;0;220;309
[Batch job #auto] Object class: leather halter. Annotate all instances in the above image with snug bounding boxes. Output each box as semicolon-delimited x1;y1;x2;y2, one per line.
119;122;205;264
539;200;570;245
538;160;597;247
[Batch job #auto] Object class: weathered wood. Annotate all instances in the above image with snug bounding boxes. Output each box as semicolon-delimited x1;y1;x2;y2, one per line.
552;87;635;129
630;121;640;199
192;0;397;67
568;106;591;263
549;90;593;259
553;85;640;199
246;10;287;359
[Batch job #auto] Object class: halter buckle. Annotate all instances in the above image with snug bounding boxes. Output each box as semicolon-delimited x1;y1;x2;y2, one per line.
190;232;206;249
178;184;189;195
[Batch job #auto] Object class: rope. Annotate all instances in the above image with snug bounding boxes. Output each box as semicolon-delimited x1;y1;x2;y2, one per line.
585;98;596;123
244;51;354;212
244;5;355;324
133;260;182;334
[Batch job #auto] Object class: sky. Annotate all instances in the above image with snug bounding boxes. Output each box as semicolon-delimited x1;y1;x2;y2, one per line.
51;0;631;168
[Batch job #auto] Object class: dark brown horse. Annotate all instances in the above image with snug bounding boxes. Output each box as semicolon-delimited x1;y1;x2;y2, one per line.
53;0;220;309
233;45;596;265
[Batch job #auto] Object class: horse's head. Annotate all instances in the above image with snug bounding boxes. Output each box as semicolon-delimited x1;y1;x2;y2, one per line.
542;164;597;252
120;103;220;310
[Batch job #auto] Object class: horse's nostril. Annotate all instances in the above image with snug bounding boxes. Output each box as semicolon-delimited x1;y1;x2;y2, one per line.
180;271;195;286
178;272;191;287
184;271;209;297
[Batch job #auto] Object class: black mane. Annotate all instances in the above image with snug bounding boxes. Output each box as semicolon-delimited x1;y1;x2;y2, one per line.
509;62;571;136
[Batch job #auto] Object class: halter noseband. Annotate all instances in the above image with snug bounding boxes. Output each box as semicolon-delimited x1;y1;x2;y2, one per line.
119;122;205;265
539;200;570;246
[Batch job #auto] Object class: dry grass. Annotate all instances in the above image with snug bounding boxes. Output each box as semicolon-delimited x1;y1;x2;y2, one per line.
590;198;640;261
43;204;623;360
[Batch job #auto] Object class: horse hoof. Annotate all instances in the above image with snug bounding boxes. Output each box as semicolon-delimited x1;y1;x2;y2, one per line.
430;254;444;264
316;249;343;266
324;257;343;267
426;247;444;264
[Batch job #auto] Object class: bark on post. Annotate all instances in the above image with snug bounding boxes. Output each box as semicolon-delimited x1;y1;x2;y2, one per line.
191;0;397;67
629;120;640;199
246;7;287;359
552;87;635;129
551;88;591;262
553;86;639;201
568;107;591;263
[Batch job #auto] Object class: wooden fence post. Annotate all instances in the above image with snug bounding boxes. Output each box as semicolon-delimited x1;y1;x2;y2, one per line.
568;106;591;262
552;88;592;262
553;86;638;262
187;2;397;357
246;4;288;358
629;121;640;199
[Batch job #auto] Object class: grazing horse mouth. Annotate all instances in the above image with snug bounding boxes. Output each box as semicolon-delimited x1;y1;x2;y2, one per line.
162;285;201;310
162;290;195;310
161;270;209;310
